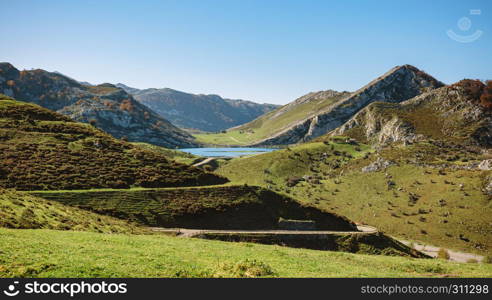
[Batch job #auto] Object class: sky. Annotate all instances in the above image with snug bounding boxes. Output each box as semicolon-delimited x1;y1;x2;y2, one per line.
1;0;491;105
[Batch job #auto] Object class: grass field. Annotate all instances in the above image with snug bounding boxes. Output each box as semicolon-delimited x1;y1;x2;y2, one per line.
217;139;492;256
1;228;491;278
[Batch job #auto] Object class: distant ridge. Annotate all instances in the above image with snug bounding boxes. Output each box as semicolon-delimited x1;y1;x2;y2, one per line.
203;65;444;146
117;83;279;132
0;63;197;148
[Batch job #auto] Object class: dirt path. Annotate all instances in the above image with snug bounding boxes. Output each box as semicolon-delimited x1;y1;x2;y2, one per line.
397;240;484;263
150;225;378;237
151;226;484;263
192;157;216;168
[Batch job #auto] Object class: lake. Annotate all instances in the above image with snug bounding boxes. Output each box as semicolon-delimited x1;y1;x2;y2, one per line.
178;147;278;157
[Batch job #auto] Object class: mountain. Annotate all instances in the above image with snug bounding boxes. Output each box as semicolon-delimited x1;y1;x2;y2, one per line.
195;65;444;146
0;94;227;190
0;63;197;148
116;83;279;132
330;79;492;147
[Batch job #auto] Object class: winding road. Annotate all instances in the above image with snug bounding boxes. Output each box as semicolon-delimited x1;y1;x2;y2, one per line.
150;225;484;263
150;224;378;238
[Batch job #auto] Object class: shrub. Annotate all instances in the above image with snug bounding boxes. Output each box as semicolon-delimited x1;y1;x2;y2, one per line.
480;80;492;109
437;248;450;260
213;259;276;278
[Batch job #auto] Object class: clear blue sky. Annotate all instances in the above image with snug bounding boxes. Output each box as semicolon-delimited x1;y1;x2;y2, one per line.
1;0;491;104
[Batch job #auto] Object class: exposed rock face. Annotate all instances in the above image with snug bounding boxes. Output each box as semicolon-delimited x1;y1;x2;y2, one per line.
332;81;492;147
485;180;492;196
117;83;279;132
0;63;197;148
478;159;492;170
361;157;396;173
253;65;443;145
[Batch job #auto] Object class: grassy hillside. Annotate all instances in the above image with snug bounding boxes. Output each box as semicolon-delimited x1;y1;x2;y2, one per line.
0;96;227;190
1;228;491;277
0;189;143;234
217;139;492;256
194;91;349;145
32;186;356;231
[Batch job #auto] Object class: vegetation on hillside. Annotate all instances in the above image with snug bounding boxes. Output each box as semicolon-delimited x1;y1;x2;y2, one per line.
32;186;356;230
1;228;491;277
0;189;143;234
217;138;492;256
0;97;227;190
194;91;349;145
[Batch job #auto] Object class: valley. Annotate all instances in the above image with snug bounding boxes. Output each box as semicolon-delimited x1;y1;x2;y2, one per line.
1;63;491;278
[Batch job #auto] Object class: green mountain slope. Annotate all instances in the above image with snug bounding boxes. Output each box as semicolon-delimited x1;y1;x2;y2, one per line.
217;127;492;255
117;84;279;132
329;79;492;147
195;89;349;145
0;63;197;148
0;95;227;190
0;189;143;233
195;65;443;146
32;185;356;231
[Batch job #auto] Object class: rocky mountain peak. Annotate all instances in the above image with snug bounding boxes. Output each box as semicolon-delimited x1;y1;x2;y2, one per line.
253;65;444;145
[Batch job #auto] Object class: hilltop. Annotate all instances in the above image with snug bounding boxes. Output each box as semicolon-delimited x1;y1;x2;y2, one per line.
0;63;196;148
117;83;279;132
195;65;444;146
0;95;227;190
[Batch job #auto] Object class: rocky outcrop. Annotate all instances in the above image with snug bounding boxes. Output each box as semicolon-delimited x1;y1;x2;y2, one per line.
331;80;492;147
478;159;492;170
253;65;443;145
0;63;197;148
117;83;279;132
361;157;396;173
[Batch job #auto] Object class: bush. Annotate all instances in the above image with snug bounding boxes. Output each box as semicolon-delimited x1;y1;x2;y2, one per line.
437;248;450;260
213;259;276;278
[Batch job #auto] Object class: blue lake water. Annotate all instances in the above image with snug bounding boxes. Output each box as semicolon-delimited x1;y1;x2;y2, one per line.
178;147;278;157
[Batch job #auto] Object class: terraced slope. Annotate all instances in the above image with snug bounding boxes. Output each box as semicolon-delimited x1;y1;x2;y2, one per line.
0;95;227;190
32;185;357;231
0;189;143;234
195;65;443;146
0;63;196;147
